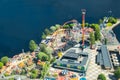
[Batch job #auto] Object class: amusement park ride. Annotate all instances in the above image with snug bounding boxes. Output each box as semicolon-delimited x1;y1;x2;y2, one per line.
50;9;87;50
81;9;86;47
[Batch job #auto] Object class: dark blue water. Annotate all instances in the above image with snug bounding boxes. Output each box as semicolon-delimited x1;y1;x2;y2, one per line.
0;0;120;58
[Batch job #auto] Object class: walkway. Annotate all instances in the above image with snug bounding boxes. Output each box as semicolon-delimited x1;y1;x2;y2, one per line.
86;50;115;80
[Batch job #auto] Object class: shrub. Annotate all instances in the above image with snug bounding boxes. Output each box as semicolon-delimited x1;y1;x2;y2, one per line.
97;74;106;80
1;56;9;65
114;67;120;79
107;23;112;27
0;62;3;69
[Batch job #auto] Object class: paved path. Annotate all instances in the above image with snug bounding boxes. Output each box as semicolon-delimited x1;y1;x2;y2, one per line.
86;50;115;80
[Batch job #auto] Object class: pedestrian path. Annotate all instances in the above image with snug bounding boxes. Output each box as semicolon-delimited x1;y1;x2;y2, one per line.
86;50;114;80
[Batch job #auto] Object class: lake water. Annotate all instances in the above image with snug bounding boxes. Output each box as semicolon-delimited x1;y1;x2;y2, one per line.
0;0;120;58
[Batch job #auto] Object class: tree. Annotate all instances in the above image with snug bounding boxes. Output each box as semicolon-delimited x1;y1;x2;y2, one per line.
99;19;103;24
39;43;47;53
108;17;117;24
40;70;45;79
31;73;38;79
104;38;107;45
90;32;95;49
41;32;46;39
97;74;106;80
8;78;14;80
45;46;53;54
50;26;56;32
0;62;3;69
37;52;49;61
89;24;96;30
55;24;61;30
1;56;9;65
114;67;120;79
81;66;85;71
107;23;112;27
31;69;38;74
45;28;51;35
94;24;101;41
29;40;38;51
63;24;70;29
50;57;56;64
85;23;89;27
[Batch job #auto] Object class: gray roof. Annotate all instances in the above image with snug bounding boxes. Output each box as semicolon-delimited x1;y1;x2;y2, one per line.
63;49;79;59
96;53;100;64
101;45;112;68
99;53;103;65
81;57;88;65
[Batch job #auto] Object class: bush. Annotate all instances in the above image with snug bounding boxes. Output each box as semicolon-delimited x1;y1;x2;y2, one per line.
0;62;3;69
108;17;117;24
97;74;106;80
1;56;9;65
9;78;14;80
114;67;120;79
31;73;38;79
29;40;38;51
107;23;112;27
41;32;46;39
39;43;47;53
37;52;49;61
50;57;56;64
4;73;10;77
53;73;58;77
50;26;56;32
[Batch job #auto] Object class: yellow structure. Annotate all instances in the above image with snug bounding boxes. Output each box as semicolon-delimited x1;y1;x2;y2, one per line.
58;52;63;58
18;62;25;68
70;77;79;80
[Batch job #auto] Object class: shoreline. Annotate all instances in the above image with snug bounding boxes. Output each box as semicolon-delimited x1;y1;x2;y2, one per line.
112;19;120;43
109;18;120;30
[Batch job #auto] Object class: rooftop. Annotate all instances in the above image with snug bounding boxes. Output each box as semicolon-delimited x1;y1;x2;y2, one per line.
96;45;112;69
63;49;79;59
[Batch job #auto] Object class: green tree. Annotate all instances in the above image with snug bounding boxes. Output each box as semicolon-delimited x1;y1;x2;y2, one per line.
50;57;56;64
89;24;96;30
40;70;45;79
41;32;46;39
114;67;120;79
39;43;47;53
85;23;89;27
31;73;38;79
55;24;61;29
37;52;49;61
21;69;26;75
0;62;3;69
97;74;106;80
31;69;38;74
63;24;70;29
90;32;95;49
107;23;112;27
8;78;14;80
108;17;117;24
69;23;75;28
29;40;38;51
94;24;101;41
81;66;85;71
45;28;51;35
104;38;108;45
45;46;53;54
99;19;103;24
1;56;9;65
50;26;56;32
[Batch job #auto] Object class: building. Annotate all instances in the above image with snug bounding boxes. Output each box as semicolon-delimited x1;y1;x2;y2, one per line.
53;47;90;73
96;45;113;70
